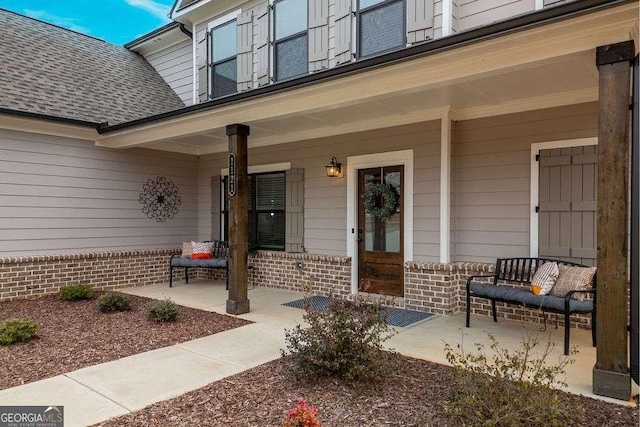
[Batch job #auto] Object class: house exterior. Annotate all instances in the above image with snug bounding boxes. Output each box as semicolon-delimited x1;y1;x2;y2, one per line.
0;0;638;397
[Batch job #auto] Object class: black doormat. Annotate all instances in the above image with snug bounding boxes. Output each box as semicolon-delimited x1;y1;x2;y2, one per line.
282;296;435;328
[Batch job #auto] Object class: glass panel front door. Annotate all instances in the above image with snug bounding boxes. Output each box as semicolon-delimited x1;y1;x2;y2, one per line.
358;165;404;296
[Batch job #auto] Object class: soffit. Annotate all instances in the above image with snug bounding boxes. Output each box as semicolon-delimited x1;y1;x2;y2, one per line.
95;2;636;155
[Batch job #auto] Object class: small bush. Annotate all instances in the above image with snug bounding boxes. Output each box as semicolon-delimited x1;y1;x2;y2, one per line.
282;280;397;381
0;319;38;345
59;284;93;301
147;299;179;322
282;398;320;427
97;292;132;312
443;331;581;426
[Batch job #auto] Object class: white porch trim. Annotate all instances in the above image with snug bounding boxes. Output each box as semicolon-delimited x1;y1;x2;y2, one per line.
529;137;598;257
346;150;414;294
440;107;452;263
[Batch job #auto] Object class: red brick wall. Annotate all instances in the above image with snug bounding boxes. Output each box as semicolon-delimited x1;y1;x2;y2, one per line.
0;249;180;301
0;249;592;330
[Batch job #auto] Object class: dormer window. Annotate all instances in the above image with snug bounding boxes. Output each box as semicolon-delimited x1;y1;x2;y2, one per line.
274;0;308;81
210;18;238;98
358;0;405;58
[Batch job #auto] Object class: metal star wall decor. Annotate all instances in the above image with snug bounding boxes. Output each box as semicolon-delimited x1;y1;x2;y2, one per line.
139;176;181;222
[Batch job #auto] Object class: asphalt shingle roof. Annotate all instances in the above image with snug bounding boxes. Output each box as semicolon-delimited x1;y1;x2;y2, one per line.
0;9;185;125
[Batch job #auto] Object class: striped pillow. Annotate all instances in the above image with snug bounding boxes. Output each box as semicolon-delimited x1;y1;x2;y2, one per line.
531;262;559;296
191;241;213;260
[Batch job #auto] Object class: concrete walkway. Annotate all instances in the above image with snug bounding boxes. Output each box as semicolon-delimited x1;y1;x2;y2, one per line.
0;281;629;426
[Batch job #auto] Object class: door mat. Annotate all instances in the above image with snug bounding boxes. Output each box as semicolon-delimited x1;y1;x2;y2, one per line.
282;296;436;328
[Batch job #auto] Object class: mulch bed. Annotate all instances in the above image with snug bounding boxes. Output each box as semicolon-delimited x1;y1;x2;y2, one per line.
96;355;638;427
0;293;251;390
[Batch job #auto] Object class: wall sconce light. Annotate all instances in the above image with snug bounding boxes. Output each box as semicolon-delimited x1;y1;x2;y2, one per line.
325;156;342;178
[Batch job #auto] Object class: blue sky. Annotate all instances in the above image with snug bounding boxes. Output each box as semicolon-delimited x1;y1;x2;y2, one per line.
0;0;176;45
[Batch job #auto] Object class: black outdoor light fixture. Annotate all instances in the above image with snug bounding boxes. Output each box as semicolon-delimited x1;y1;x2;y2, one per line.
325;156;341;178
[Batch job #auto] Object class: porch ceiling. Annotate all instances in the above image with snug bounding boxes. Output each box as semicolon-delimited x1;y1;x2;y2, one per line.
94;2;637;155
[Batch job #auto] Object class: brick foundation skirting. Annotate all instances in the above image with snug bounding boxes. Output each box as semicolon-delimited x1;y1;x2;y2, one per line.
0;250;592;330
0;249;180;301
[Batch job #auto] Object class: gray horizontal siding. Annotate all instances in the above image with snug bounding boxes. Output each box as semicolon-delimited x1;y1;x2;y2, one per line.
146;40;194;106
0;129;199;256
453;102;598;263
458;0;535;31
199;121;441;261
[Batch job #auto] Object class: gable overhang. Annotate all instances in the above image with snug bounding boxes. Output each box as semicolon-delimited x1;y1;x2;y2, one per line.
94;0;638;155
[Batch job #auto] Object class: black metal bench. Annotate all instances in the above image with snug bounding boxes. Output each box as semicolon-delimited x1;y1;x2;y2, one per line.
169;240;228;289
466;257;596;355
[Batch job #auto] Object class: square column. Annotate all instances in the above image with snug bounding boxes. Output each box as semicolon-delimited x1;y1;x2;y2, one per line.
226;124;250;315
593;40;634;400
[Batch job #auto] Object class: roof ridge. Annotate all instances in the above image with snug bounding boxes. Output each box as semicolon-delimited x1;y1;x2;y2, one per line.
0;7;110;45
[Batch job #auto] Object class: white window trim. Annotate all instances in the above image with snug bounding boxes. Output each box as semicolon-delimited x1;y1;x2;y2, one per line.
534;0;544;10
442;0;453;36
191;22;197;106
220;161;291;176
530;137;598;257
207;9;242;31
346;150;414;294
207;9;242;99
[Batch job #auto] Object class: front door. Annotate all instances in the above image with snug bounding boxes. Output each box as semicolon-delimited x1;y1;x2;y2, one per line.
357;166;404;296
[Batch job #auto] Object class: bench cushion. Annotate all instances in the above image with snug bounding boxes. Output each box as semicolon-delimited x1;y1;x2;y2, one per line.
469;282;593;313
170;257;227;268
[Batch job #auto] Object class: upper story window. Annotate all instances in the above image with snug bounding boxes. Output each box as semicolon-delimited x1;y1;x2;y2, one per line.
210;18;238;98
358;0;406;58
274;0;308;81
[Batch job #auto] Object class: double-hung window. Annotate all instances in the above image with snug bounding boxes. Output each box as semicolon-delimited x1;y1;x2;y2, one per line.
221;172;286;250
210;18;237;98
274;0;308;81
358;0;405;58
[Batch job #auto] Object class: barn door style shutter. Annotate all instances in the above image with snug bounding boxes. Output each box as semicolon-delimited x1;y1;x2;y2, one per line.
285;168;304;252
255;4;271;87
237;11;254;92
308;0;329;72
211;175;221;240
197;30;209;102
538;147;598;266
407;0;434;44
334;0;352;65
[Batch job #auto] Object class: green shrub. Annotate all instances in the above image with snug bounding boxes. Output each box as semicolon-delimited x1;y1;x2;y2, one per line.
147;299;179;322
282;284;397;381
58;284;93;301
0;319;38;345
443;331;581;426
97;292;132;312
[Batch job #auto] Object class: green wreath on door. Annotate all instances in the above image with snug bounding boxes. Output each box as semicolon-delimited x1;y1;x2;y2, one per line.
363;183;399;220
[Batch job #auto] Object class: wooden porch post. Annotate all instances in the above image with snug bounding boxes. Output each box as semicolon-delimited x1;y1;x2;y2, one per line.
593;40;634;400
226;124;250;315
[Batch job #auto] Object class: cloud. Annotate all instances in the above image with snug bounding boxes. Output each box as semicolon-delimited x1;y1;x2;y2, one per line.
23;9;91;34
124;0;171;21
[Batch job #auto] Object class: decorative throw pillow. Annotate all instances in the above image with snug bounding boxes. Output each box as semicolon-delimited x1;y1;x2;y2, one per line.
181;242;193;258
530;262;559;295
191;241;213;260
550;264;597;301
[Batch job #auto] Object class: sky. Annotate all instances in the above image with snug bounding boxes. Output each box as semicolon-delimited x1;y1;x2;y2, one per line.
0;0;176;45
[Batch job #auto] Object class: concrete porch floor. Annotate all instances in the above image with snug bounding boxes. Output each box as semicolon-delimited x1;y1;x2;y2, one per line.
125;280;613;403
0;280;632;426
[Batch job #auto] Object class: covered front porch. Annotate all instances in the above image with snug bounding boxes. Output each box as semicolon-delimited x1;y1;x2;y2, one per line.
122;279;614;403
93;0;639;400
